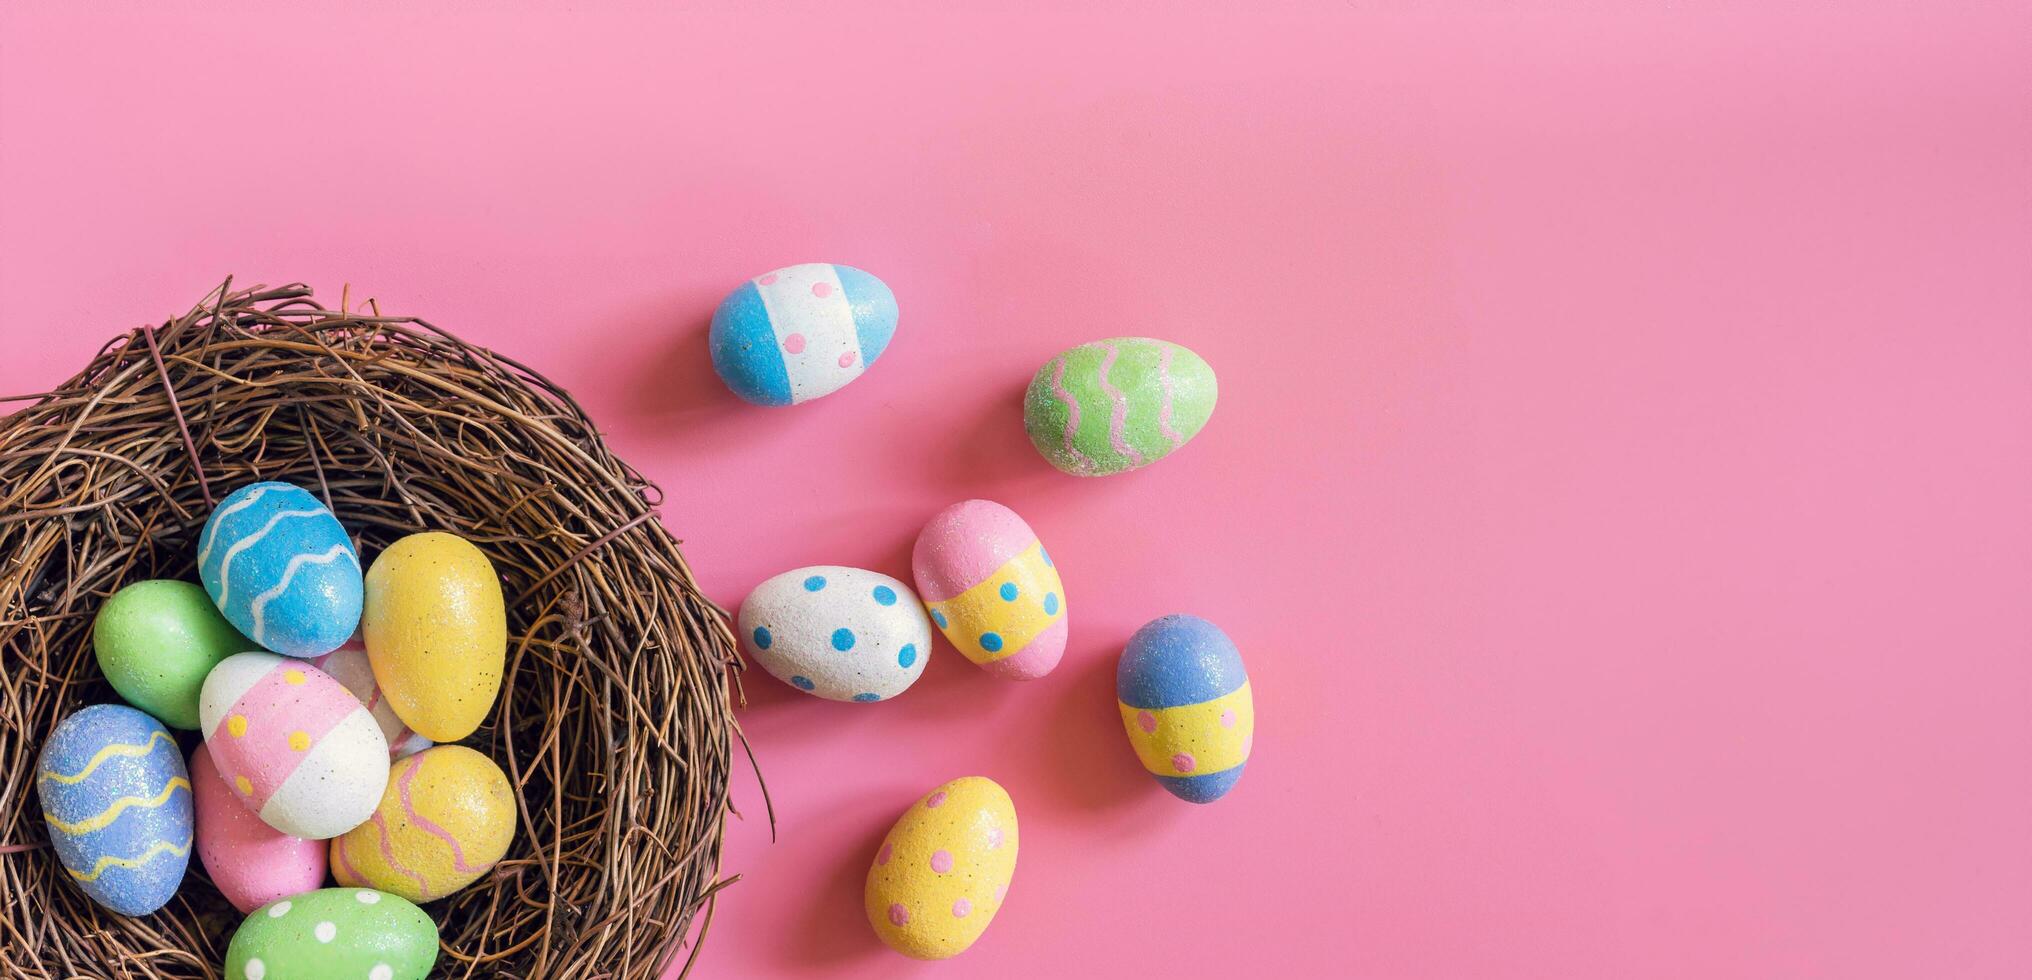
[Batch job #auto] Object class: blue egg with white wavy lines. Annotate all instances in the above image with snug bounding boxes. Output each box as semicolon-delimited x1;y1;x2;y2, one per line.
37;704;194;916
197;481;361;658
710;263;899;406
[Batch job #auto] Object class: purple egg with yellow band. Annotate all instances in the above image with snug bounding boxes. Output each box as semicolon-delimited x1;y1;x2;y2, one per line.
1116;614;1253;803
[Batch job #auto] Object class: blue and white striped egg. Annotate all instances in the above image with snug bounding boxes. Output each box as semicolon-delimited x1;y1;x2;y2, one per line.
738;566;932;703
198;481;362;658
709;263;899;406
37;704;194;916
1116;615;1254;804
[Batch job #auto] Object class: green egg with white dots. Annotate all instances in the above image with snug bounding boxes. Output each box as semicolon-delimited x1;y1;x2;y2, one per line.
94;580;256;729
225;888;437;980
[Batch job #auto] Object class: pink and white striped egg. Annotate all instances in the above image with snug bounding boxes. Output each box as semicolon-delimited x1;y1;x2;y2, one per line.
199;652;389;840
309;634;432;760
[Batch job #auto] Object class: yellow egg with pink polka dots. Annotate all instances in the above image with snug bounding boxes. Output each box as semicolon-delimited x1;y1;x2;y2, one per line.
199;652;390;840
864;776;1018;960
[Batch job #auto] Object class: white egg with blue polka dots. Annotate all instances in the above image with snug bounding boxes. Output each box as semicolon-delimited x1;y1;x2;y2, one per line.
738;565;932;703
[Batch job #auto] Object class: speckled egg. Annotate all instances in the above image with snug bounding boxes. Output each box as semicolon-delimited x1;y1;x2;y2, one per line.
191;743;326;914
36;704;193;916
362;531;506;743
864;776;1018;960
198;481;363;657
330;745;517;904
226;888;437;980
1116;614;1254;803
310;634;432;760
911;499;1066;680
95;579;257;729
738;566;931;703
709;262;899;406
1023;337;1217;476
199;652;390;839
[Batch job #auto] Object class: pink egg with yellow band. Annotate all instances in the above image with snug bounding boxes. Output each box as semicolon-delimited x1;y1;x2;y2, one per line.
911;500;1067;680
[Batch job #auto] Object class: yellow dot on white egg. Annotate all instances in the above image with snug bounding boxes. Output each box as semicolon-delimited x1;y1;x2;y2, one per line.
227;715;249;738
288;731;310;751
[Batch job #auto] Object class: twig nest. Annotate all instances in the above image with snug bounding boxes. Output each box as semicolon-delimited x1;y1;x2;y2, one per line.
0;282;740;978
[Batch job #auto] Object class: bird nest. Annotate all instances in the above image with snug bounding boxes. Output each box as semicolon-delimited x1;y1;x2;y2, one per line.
0;282;749;978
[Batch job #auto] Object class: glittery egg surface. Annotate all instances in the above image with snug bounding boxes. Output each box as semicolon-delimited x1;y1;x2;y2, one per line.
197;481;362;658
1022;337;1216;476
36;704;193;916
226;887;438;980
1116;614;1254;803
199;651;390;839
362;531;507;744
738;565;932;703
191;743;326;914
709;262;899;406
330;745;517;903
864;776;1018;960
911;499;1067;680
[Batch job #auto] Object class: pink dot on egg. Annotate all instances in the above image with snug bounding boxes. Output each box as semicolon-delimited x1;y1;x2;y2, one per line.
876;842;892;865
811;281;833;298
1136;710;1157;733
925;792;947;809
781;333;806;354
758;273;778;285
1221;709;1237;728
952;898;972;918
994;883;1008;902
888;903;909;926
1171;752;1197;773
838;350;858;369
929;850;954;874
986;827;1003;850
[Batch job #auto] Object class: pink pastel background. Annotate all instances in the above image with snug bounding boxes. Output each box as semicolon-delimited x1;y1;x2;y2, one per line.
4;3;2030;977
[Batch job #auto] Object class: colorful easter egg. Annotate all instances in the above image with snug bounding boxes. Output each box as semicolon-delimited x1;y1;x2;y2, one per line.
864;776;1018;960
709;262;899;406
1023;337;1217;476
738;566;931;703
310;634;432;760
200;652;389;839
1116;614;1254;803
95;579;256;729
362;532;507;743
226;887;438;980
191;743;326;914
36;704;193;916
330;746;517;904
198;481;363;658
911;500;1067;680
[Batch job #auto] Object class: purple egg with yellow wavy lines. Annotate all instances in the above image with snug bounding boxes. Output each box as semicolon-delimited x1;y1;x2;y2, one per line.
37;704;193;916
1023;337;1216;476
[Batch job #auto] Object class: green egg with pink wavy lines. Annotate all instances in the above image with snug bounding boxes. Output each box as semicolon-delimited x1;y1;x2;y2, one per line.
1023;337;1216;477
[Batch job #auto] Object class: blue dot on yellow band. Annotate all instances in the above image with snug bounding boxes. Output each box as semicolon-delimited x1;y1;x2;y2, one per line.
980;632;1004;653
